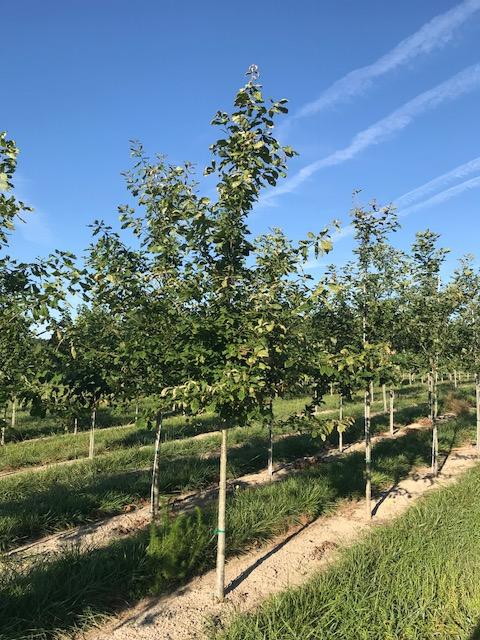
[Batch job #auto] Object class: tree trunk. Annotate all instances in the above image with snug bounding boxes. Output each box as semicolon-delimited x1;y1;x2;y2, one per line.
365;388;372;518
338;395;343;453
431;369;439;476
389;389;395;436
215;428;228;601
150;412;163;521
267;401;274;478
429;372;433;418
74;417;78;435
476;373;480;457
11;397;16;430
370;380;374;403
0;405;6;446
135;401;139;425
382;384;387;414
454;369;458;388
409;372;413;386
88;405;96;459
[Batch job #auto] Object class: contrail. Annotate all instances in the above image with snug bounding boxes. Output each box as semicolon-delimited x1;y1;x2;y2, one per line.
308;162;480;253
261;63;480;206
398;174;480;217
293;0;480;120
395;156;480;207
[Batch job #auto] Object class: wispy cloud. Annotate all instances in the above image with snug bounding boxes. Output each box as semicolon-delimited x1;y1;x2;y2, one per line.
395;156;480;207
398;174;480;217
292;0;480;121
261;63;480;206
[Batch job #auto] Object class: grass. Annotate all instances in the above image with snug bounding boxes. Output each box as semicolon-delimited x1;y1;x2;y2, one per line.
3;404;138;442
0;381;438;473
0;411;476;639
0;394;429;551
217;441;480;640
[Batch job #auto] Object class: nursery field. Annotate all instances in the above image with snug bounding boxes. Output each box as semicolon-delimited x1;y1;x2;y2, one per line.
0;381;478;640
0;384;429;551
2;62;480;640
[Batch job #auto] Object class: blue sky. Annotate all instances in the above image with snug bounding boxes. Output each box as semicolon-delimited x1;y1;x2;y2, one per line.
2;0;480;276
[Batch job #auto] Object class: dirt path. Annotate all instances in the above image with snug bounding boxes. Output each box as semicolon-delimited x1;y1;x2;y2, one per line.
83;440;479;640
7;419;425;563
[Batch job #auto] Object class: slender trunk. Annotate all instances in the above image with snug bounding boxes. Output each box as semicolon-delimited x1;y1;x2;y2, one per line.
267;401;274;478
431;368;439;476
382;384;387;414
338;395;343;453
476;373;480;457
88;405;96;459
313;385;320;415
365;388;372;518
389;389;395;436
74;417;78;435
11;397;16;430
1;405;6;446
329;383;333;396
370;380;374;403
215;428;228;601
135;401;139;425
409;372;413;386
427;372;433;421
150;412;163;521
454;369;458;388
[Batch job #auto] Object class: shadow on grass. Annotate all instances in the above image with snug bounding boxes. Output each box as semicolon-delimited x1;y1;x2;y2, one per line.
0;402;436;552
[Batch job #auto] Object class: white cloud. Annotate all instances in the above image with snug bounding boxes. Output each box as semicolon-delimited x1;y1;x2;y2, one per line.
261;63;480;206
293;0;480;120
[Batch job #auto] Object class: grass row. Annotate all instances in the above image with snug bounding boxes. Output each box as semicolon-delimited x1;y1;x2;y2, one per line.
2;404;138;442
1;379;441;476
0;396;311;473
0;411;475;640
0;394;428;551
218;439;480;640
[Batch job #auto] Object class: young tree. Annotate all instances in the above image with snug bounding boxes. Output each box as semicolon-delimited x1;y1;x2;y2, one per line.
350;202;399;516
405;230;453;475
452;255;480;452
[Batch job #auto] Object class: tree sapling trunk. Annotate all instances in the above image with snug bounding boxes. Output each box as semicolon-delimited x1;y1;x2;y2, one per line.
476;372;480;456
389;389;394;436
267;401;274;478
431;369;439;476
150;412;163;521
338;394;343;453
88;405;96;459
215;427;228;601
365;387;372;518
0;406;6;446
382;384;387;414
11;397;16;430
